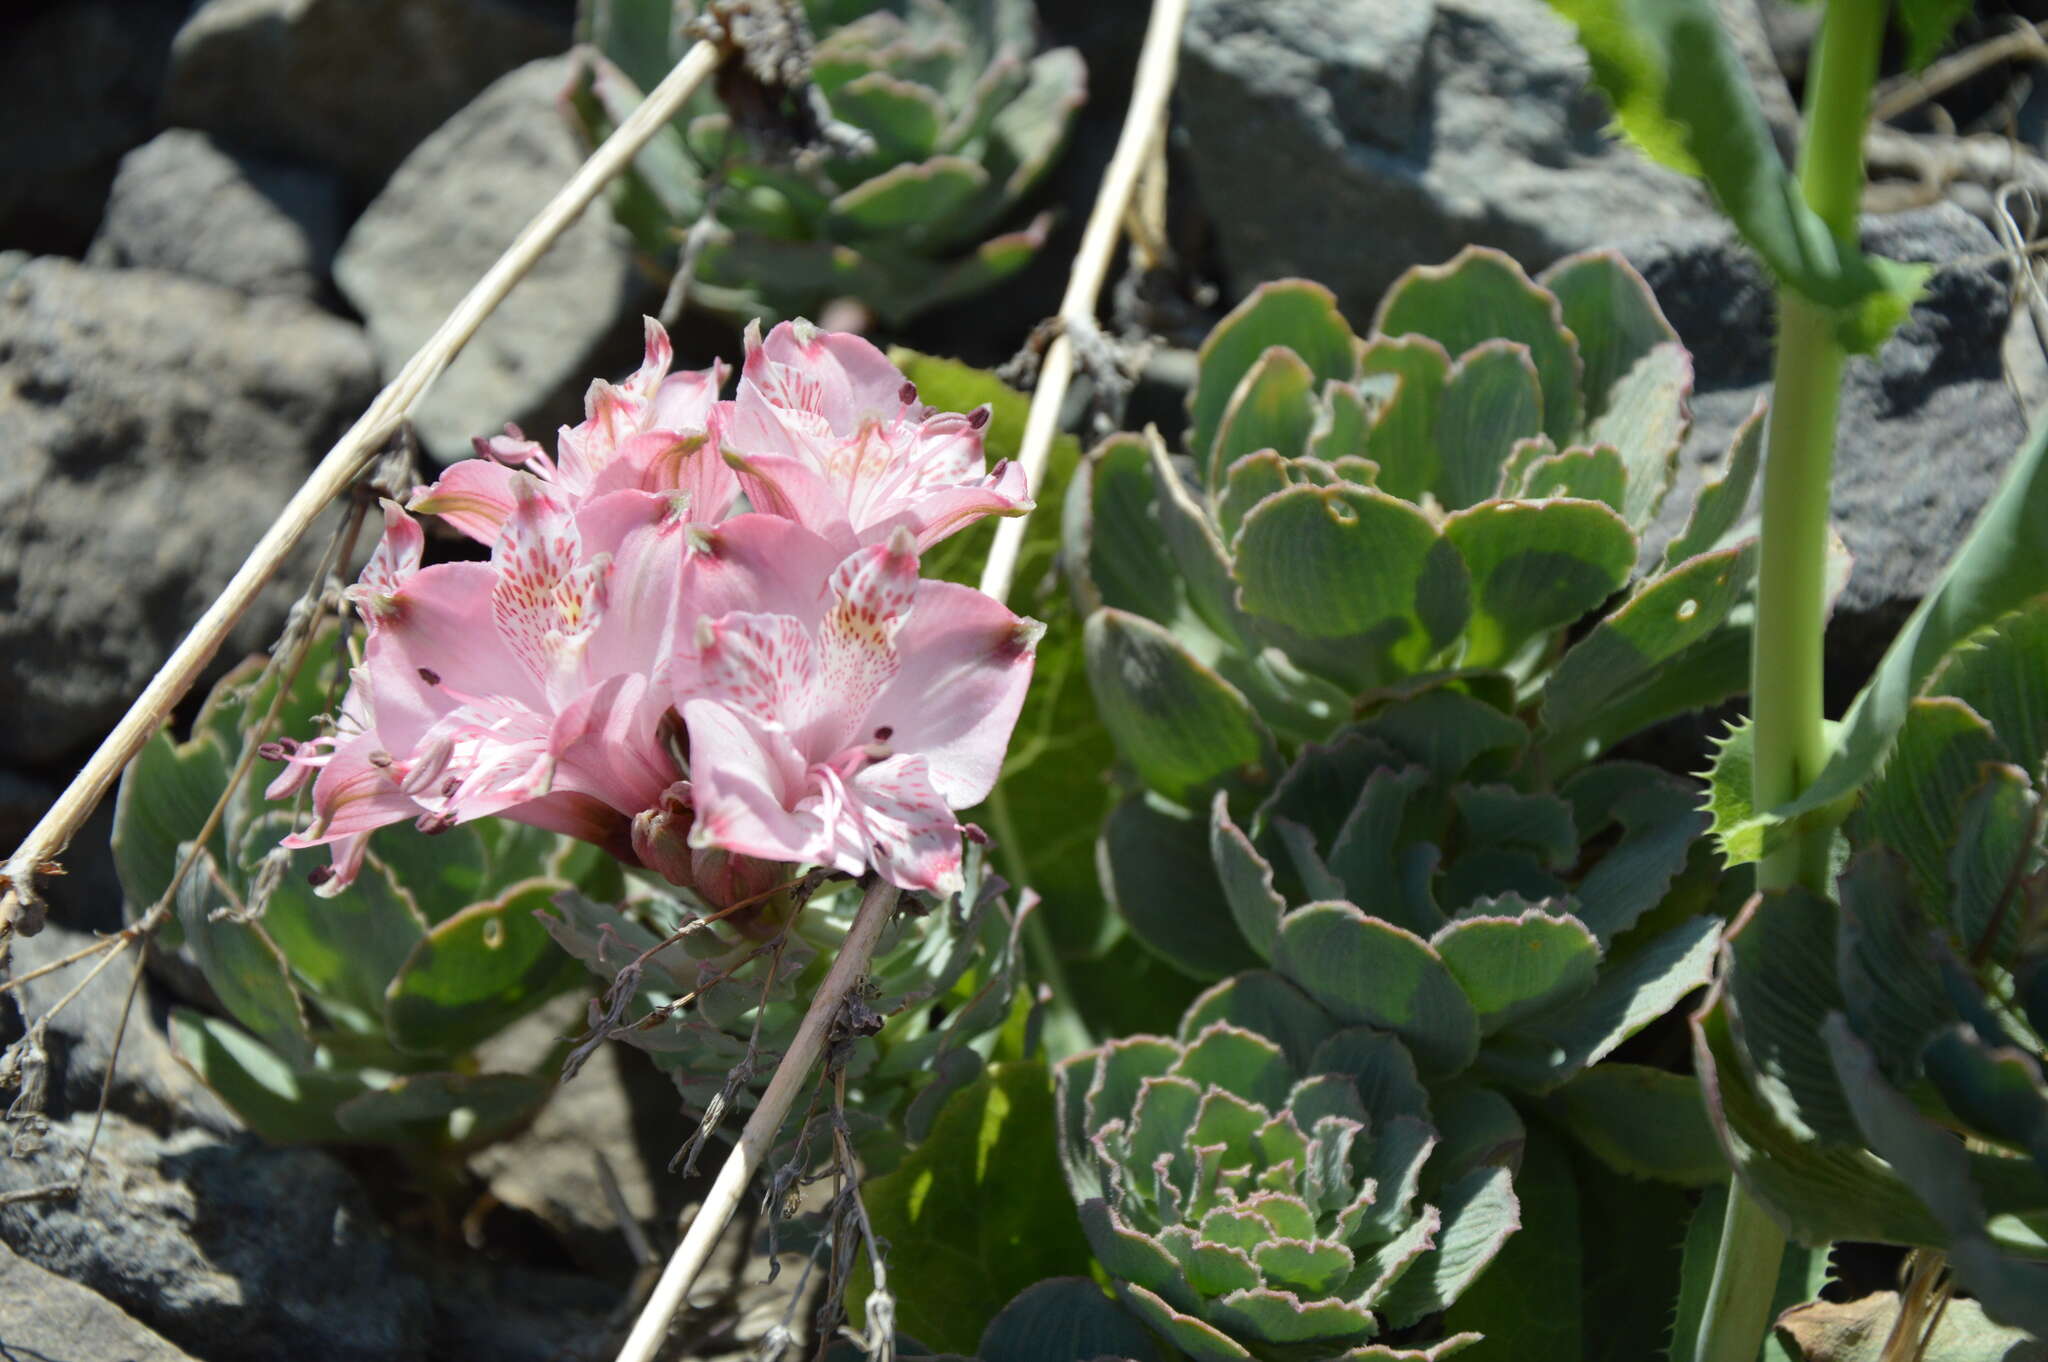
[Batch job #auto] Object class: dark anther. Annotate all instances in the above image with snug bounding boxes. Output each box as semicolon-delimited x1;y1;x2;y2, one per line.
306;865;335;888
441;777;461;798
417;667;441;685
968;405;991;430
368;750;394;769
415;811;457;835
899;380;917;406
257;742;289;762
873;725;893;741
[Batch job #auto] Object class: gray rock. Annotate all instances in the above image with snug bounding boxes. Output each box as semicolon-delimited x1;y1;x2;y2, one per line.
335;56;655;464
2;916;239;1143
0;1238;201;1362
88;130;343;300
164;0;568;192
1625;203;2028;695
0;2;186;256
1178;0;1710;318
472;1000;688;1277
0;1112;432;1362
0;258;377;767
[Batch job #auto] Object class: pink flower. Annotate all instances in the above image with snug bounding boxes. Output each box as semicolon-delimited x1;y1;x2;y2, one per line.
719;320;1032;552
410;318;734;544
278;482;697;893
675;518;1042;894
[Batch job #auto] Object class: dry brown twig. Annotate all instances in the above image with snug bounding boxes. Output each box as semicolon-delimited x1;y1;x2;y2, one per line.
978;0;1195;607
0;38;725;949
1872;17;2048;124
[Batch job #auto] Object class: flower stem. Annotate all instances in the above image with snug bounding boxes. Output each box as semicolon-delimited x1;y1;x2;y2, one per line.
613;875;900;1362
1694;3;1886;1361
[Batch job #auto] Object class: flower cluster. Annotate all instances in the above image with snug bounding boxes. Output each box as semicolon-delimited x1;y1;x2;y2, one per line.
272;319;1038;903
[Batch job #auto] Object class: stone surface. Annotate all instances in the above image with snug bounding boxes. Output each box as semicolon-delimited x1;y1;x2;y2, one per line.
88;131;344;300
2;919;240;1143
335;55;655;464
0;257;377;768
0;2;186;256
0;1112;432;1362
471;999;689;1277
1625;202;2029;699
1178;0;1710;318
163;0;568;192
0;1238;201;1362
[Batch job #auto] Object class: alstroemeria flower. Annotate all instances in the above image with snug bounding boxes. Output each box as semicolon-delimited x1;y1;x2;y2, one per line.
719;319;1032;552
277;482;696;892
411;318;734;544
675;518;1041;894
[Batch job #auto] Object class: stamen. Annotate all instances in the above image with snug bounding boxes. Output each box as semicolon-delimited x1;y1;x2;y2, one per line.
873;726;894;741
306;865;335;888
418;667;441;686
968;405;991;430
257;742;289;762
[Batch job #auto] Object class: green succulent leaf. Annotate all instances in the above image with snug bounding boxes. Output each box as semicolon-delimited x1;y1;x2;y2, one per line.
173;844;314;1068
1536;248;1683;428
1442;496;1636;668
1508;444;1629;513
1233;484;1449;688
383;878;585;1057
1273;902;1480;1079
167;1008;368;1145
859;1062;1095;1355
1378;1165;1521;1328
1663;397;1765;569
1585;342;1692;531
1432;907;1603;1037
1544;1064;1726;1186
1084;608;1271;804
1434;342;1545;511
976;1277;1165;1362
1191;282;1359;477
1360;336;1453;502
1853;697;2006;906
1211;347;1320;482
1372;247;1583;446
1440;1124;1581;1362
1541;0;1927;352
1541;540;1756;767
1103;796;1265;981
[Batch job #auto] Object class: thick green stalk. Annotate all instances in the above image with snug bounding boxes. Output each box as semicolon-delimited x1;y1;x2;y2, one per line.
1692;3;1887;1361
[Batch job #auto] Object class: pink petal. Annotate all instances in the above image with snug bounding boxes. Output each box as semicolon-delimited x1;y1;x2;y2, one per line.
685;611;819;729
549;670;678;816
587;429;741;522
650;355;728;432
491;479;606;704
344;499;426;622
803;534;917;754
840;755;965;894
676;514;845;628
682;699;824;868
868;462;1033;552
408;458;521;545
745;319;910;435
375;562;548;714
284;732;420;851
863;580;1041;807
724;447;856;548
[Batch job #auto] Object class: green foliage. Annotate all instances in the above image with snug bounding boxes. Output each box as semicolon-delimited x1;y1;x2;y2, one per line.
1540;0;1925;352
538;837;1028;1167
1696;596;2048;1337
570;0;1084;325
1055;975;1522;1360
854;1063;1095;1354
1710;411;2048;867
891;350;1113;963
112;629;591;1152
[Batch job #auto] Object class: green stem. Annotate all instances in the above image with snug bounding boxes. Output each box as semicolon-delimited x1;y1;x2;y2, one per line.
1694;3;1887;1361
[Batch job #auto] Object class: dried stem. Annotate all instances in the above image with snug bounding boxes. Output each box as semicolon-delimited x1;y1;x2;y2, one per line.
613;877;899;1362
976;0;1192;606
1871;18;2048;124
0;39;724;942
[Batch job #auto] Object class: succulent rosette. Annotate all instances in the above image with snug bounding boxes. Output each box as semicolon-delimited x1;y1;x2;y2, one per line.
1057;972;1519;1361
1697;596;2048;1335
569;0;1085;325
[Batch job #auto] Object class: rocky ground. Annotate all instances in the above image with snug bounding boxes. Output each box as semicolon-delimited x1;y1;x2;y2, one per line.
1;0;2043;1358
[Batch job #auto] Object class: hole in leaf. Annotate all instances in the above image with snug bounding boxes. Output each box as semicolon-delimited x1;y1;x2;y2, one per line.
482;916;506;949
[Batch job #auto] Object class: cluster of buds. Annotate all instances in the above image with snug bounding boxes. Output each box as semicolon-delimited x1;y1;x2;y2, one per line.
272;319;1039;904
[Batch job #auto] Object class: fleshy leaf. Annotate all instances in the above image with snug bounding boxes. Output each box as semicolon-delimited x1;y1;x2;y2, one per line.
1274;902;1480;1079
1084;609;1270;804
1190;282;1358;478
